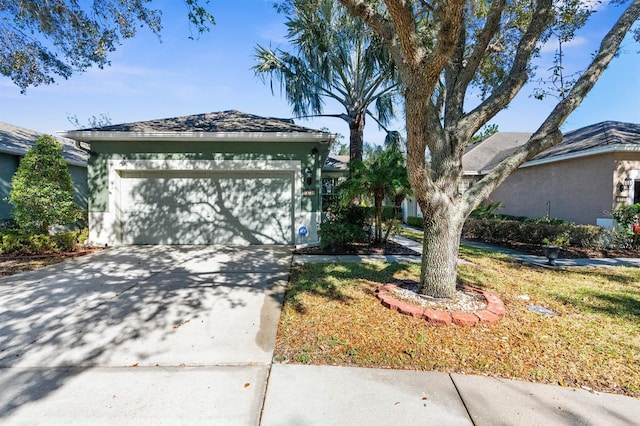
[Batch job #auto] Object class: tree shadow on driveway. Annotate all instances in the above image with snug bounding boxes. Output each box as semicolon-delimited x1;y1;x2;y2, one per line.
0;244;291;419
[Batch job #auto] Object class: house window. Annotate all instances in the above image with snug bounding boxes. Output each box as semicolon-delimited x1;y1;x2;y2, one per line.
322;177;343;219
634;181;640;205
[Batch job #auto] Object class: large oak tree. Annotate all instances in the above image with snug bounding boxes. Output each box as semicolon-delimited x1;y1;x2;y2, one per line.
339;0;640;297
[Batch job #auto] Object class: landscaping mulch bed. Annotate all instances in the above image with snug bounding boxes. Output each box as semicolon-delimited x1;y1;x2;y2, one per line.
0;248;102;277
295;241;419;256
483;240;640;259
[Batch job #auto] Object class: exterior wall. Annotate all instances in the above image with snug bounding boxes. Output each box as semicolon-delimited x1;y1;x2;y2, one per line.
68;164;88;211
0;153;19;220
87;139;328;246
488;154;616;225
613;153;640;210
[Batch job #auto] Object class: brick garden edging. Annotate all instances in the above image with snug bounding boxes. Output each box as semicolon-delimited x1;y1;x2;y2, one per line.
375;280;505;327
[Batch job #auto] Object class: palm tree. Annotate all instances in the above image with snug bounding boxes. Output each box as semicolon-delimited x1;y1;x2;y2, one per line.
339;145;411;243
253;0;399;161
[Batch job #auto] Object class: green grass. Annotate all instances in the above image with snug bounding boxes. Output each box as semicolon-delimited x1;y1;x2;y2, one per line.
276;248;640;397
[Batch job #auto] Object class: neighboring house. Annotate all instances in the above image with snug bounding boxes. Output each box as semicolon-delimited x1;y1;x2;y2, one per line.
0;122;88;221
403;121;640;226
322;154;349;211
61;110;335;246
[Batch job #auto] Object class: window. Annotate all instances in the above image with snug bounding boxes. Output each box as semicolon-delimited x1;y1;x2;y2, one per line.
634;180;640;205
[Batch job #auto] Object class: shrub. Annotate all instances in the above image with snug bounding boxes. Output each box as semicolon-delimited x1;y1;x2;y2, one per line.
9;135;82;233
319;206;372;249
612;203;640;228
406;216;423;229
53;231;79;252
462;216;619;250
570;225;611;249
1;233;23;254
319;222;369;249
0;228;87;255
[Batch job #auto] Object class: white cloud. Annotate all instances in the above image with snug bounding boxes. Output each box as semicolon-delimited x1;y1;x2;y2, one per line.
539;35;589;53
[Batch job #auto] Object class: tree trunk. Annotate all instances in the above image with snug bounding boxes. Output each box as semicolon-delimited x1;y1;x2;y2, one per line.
419;201;465;299
374;191;383;243
349;112;365;162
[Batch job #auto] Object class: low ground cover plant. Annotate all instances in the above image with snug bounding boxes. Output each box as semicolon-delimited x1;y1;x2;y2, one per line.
276;247;640;397
0;229;89;255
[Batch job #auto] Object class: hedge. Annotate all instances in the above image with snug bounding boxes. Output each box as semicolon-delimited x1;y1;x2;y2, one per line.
462;218;613;249
0;229;88;255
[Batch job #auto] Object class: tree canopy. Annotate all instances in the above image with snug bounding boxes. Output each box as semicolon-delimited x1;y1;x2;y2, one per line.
254;0;401;160
0;0;214;92
339;0;640;297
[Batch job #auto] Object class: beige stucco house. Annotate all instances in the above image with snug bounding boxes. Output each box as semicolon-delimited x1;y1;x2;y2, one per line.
404;121;640;226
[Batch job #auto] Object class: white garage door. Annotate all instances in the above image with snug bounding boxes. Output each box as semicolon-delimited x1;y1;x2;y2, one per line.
119;170;294;245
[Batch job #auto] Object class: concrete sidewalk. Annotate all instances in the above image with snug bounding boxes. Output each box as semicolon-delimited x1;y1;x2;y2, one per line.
261;364;640;425
293;232;640;268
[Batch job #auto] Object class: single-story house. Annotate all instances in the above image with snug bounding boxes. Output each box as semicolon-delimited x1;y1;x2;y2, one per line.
61;110;335;246
403;121;640;226
1;121;88;221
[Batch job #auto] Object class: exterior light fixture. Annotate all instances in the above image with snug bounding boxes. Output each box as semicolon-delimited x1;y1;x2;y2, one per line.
619;177;633;193
305;167;313;186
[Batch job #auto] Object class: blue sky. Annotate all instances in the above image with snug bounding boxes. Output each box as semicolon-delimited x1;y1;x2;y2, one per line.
1;1;638;146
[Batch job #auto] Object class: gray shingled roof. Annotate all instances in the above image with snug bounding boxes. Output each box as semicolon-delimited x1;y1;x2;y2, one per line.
0;121;88;167
323;155;349;172
462;121;640;173
80;110;321;133
463;132;532;173
533;121;640;160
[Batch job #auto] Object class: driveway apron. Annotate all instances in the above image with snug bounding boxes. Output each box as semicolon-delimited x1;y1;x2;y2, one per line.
0;245;292;425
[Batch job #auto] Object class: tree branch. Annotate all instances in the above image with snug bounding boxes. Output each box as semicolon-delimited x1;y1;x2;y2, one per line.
464;0;640;215
460;0;554;139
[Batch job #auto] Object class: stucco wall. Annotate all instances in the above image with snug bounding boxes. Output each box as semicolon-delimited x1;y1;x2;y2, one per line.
613;153;640;209
487;154;616;225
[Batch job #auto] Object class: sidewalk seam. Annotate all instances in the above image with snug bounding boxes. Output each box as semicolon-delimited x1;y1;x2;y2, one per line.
449;373;476;426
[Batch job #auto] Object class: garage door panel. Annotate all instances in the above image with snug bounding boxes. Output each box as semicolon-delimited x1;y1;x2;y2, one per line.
119;171;293;245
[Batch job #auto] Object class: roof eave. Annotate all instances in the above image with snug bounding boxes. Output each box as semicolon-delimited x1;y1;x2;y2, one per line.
60;130;335;143
520;144;640;168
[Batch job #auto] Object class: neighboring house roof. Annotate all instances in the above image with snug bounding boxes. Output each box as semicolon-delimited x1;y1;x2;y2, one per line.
463;132;532;174
0;121;88;167
323;155;349;173
463;121;640;174
530;121;640;163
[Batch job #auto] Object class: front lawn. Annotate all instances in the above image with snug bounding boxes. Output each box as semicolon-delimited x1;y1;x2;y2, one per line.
276;245;640;397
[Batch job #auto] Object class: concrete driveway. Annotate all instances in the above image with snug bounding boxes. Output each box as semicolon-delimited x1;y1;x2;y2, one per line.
0;245;292;425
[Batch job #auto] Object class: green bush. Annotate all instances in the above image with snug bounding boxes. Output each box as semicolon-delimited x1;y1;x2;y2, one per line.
462;215;626;250
9;135;82;233
318;222;369;249
52;231;79;252
382;205;402;221
0;228;87;255
570;225;611;249
406;216;423;229
319;206;372;249
1;233;23;254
